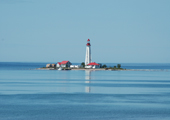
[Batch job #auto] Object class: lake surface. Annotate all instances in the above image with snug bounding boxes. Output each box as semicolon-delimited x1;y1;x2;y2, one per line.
0;62;170;120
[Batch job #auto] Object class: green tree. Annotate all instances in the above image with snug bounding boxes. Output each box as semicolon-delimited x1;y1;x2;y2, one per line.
102;64;107;68
117;64;121;68
81;62;85;67
114;66;116;68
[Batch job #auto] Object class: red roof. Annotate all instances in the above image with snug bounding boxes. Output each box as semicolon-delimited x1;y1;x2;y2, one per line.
60;61;69;64
87;39;90;41
87;62;99;66
57;62;61;65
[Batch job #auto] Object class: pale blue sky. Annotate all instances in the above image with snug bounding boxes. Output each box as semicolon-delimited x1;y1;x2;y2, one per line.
0;0;170;63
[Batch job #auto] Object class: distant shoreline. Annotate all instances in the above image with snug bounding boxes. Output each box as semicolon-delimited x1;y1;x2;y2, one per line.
36;68;169;72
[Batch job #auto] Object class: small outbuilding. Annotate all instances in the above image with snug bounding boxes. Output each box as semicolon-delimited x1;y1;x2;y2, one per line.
57;62;61;67
51;64;56;67
46;64;51;68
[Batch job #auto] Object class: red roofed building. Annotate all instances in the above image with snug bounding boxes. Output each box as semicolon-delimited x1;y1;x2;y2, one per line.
87;62;99;66
85;62;100;69
57;61;72;68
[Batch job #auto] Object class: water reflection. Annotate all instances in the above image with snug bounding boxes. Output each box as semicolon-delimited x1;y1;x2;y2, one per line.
57;71;70;93
85;70;91;93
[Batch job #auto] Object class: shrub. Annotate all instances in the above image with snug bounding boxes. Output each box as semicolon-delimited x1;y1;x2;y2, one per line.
102;64;107;68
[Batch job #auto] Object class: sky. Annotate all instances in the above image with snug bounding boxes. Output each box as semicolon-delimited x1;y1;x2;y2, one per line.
0;0;170;63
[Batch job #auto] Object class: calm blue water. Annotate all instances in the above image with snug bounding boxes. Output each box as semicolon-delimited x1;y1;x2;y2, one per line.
0;62;170;120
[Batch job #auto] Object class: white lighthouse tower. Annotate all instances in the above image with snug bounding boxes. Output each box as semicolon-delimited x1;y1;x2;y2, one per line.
85;39;92;65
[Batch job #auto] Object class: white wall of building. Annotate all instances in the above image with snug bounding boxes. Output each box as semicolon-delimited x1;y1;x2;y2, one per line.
85;66;92;68
92;65;100;68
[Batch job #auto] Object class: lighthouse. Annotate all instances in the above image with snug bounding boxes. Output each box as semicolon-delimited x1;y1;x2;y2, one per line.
85;39;92;65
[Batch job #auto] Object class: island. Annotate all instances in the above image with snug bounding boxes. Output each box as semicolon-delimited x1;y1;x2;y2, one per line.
37;62;125;71
37;39;125;71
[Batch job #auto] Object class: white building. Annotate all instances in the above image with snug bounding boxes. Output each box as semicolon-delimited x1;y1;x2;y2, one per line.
85;62;100;69
85;39;92;65
70;65;82;68
57;61;72;68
